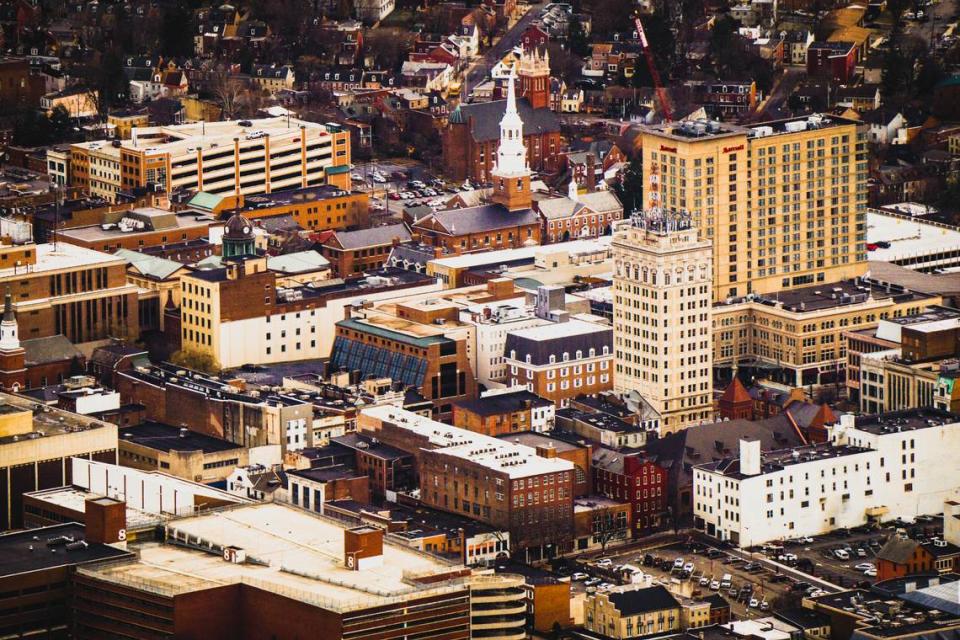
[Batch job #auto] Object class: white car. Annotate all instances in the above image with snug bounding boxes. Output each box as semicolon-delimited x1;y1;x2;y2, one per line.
864;568;877;577
351;173;364;181
855;562;875;572
710;580;721;591
598;582;614;590
760;600;770;611
596;558;613;567
673;558;685;570
699;576;710;587
683;563;695;574
749;598;759;608
571;572;589;581
372;174;387;183
778;553;798;563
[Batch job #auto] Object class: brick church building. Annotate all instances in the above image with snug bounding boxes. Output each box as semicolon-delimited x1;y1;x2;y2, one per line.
443;45;562;182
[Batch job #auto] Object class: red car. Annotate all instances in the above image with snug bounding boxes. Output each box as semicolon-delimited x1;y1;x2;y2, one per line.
388;192;402;201
866;243;878;251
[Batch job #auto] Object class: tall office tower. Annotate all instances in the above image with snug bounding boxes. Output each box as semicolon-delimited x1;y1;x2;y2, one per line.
638;114;868;302
612;210;713;434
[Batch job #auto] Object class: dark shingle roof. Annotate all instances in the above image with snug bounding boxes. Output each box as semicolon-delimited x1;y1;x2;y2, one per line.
332;223;411;249
417;204;539;235
454;390;551;417
454;97;560;142
22;335;82;366
877;537;919;564
607;585;679;616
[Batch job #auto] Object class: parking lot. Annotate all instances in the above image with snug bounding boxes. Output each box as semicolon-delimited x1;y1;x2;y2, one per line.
556;516;946;620
562;541;802;620
752;517;944;588
351;160;471;216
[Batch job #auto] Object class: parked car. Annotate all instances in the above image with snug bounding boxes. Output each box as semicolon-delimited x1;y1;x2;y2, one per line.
699;576;710;587
706;549;724;559
596;558;613;567
749;598;760;608
683;563;695;574
710;580;721;591
728;587;738;598
834;549;850;560
864;568;877;577
673;558;685;570
855;563;874;572
778;553;798;564
760;600;770;611
584;578;601;586
856;548;868;558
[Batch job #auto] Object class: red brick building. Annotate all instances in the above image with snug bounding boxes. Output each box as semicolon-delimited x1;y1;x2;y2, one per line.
592;449;668;535
876;537;960;581
807;41;857;84
442;47;561;182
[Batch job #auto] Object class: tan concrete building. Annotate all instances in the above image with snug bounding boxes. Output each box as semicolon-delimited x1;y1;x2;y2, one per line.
468;575;527;640
62;117;352;199
118;421;248;484
713;279;940;388
638;114;868;302
583;585;680;639
612;212;713;433
0;393;118;530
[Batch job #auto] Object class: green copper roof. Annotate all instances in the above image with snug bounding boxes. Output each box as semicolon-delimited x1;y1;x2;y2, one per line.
325;164;351;175
336;318;450;348
187;191;225;212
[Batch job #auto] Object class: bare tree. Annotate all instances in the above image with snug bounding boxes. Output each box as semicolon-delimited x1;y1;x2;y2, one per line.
210;71;247;120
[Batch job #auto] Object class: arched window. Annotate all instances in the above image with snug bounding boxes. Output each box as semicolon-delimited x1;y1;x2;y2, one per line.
549;354;556;363
563;352;570;361
589;348;596;357
576;350;583;359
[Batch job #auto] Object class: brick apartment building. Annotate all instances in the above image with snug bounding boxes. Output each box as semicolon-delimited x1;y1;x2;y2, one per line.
452;389;554;436
359;406;575;560
504;319;614;407
593;449;668;535
319;223;412;276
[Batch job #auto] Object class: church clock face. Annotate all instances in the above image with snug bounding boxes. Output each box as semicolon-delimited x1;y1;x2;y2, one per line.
243;226;250;234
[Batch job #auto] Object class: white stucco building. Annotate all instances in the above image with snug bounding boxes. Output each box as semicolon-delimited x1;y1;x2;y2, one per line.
693;409;960;546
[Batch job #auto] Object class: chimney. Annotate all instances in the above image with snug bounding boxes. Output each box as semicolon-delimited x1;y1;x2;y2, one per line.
392;236;401;247
739;438;761;476
84;496;126;545
536;444;557;459
344;526;384;570
585;153;597;191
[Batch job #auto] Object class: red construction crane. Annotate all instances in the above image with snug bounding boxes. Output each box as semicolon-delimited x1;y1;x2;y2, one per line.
634;16;672;122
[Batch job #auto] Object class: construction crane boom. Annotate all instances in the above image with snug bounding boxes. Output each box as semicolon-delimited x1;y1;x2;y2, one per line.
633;16;673;122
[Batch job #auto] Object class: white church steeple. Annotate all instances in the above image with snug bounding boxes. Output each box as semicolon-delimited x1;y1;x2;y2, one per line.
0;290;19;352
493;69;528;178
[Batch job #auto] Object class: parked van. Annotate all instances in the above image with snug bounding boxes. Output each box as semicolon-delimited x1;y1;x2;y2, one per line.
720;574;733;588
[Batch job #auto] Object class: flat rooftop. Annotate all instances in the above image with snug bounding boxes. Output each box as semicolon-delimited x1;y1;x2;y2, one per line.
363;406;573;479
868;210;960;262
429;236;612;270
701;442;872;479
241;185;362;210
119;421;243;454
77;503;465;610
851;407;960;435
0;242;125;280
644;114;857;142
59;211;215;243
0;394;114;446
122;117;334;157
506;318;610;341
718;278;933;313
0;523;133;577
25;486;165;528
